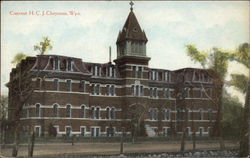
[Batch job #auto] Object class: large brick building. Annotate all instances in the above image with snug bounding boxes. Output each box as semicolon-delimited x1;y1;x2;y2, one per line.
8;5;219;137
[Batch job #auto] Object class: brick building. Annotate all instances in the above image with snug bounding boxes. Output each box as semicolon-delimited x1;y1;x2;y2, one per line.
8;5;220;137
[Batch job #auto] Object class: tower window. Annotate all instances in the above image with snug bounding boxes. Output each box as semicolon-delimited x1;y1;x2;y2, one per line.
53;104;59;117
35;104;40;117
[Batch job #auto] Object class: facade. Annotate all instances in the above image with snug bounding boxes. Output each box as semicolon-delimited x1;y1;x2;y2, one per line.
8;6;219;137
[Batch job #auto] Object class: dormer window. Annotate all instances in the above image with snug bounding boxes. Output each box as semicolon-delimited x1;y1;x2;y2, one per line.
67;59;73;71
54;57;60;70
132;27;138;32
93;65;101;76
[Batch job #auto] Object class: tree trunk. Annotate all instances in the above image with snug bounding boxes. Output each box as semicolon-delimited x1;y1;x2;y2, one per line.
180;129;186;152
192;131;196;150
30;131;35;157
239;71;250;156
12;127;19;157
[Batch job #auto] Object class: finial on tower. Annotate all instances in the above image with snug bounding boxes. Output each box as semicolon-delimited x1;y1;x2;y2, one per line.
130;1;134;11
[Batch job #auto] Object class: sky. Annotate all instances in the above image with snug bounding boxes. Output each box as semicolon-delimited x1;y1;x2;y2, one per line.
1;1;249;103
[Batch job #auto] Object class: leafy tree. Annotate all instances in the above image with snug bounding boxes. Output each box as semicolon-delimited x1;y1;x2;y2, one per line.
222;93;243;139
0;95;8;146
185;44;231;149
9;36;53;157
229;43;249;156
11;53;28;66
34;36;53;55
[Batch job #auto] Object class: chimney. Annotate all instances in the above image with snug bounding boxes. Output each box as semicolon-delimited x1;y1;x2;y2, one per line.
109;46;111;64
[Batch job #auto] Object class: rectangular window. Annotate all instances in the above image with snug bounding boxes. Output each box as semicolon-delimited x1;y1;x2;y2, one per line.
140;86;144;96
153;88;157;98
35;126;41;137
66;80;72;91
55;57;59;70
138;67;142;78
95;84;100;95
66;127;71;137
110;85;115;96
54;79;59;91
150;88;153;98
79;80;85;92
106;85;110;95
132;85;135;96
80;127;85;136
135;85;139;96
132;66;137;78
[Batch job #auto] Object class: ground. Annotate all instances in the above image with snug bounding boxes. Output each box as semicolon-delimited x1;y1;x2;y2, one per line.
0;140;238;157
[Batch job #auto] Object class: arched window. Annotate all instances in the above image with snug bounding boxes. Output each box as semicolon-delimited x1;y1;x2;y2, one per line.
35;104;40;117
80;105;85;118
110;108;115;119
106;107;110;119
66;104;71;118
96;107;100;119
53;104;59;117
165;109;171;120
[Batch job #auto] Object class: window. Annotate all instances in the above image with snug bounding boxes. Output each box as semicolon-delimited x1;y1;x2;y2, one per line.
149;108;158;120
96;107;100;119
66;80;72;91
187;109;191;121
164;88;170;98
165;72;169;82
80;127;85;136
132;85;135;96
93;65;101;76
67;59;73;71
36;78;42;89
199;109;203;120
94;84;100;95
80;105;85;118
91;127;100;137
55;57;60;70
149;88;153;98
106;107;110;119
110;85;115;96
35;126;41;137
66;105;71;118
132;66;136;78
177;109;181;120
53;104;59;117
54;79;59;91
208;109;212;121
135;85;139;96
66;127;72;137
106;85;110;95
140;86;144;96
110;108;115;119
79;80;85;92
153;88;158;98
109;66;115;77
199;127;203;136
138;67;142;78
91;107;95;119
165;109;171;120
35;104;40;117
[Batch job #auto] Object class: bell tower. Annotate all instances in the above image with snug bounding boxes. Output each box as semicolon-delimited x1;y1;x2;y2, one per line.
115;1;150;63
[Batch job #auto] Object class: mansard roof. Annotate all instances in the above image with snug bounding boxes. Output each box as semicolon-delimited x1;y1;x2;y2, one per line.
116;11;148;44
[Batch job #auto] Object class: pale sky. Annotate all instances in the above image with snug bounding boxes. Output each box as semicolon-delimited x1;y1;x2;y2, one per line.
1;1;249;103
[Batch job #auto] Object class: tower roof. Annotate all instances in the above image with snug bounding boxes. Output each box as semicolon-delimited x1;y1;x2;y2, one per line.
116;10;148;44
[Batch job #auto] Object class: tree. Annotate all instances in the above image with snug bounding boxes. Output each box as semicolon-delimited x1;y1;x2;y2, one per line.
11;53;28;66
229;43;249;156
222;93;243;139
8;36;53;157
185;44;230;149
0;95;8;150
34;36;53;55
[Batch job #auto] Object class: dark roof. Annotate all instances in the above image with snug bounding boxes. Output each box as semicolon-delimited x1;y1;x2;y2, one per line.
116;11;148;44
